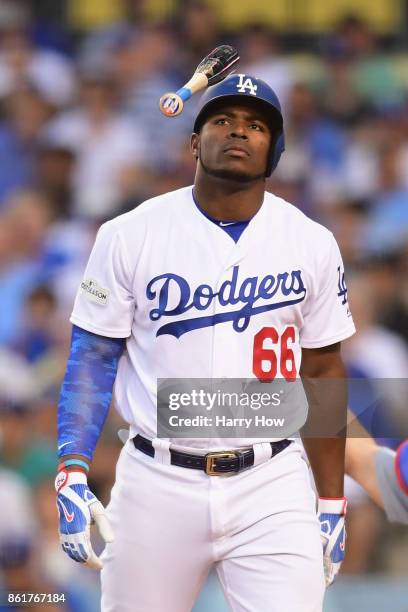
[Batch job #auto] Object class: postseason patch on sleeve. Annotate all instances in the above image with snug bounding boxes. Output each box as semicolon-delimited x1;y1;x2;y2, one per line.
80;278;110;305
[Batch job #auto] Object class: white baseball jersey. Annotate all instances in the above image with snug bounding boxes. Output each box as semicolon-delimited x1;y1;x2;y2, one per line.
70;186;355;450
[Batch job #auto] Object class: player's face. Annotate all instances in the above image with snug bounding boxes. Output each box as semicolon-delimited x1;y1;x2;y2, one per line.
192;102;272;182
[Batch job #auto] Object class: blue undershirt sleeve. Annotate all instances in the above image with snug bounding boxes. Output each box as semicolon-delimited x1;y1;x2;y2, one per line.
57;324;126;461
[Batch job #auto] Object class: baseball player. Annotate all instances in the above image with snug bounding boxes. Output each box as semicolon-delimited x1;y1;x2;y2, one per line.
55;74;355;612
346;416;408;525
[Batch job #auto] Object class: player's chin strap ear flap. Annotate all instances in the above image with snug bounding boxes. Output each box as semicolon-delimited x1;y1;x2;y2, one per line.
266;131;285;177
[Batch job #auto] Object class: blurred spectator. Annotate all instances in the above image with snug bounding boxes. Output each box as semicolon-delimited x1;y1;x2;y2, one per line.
78;21;136;82
364;254;408;347
13;285;59;363
345;274;408;378
275;82;348;212
46;70;146;219
175;0;221;63
36;144;76;219
342;116;382;200
240;24;295;109
0;467;36;569
0;1;76;107
324;200;369;266
344;274;408;442
318;38;368;127
0;467;65;612
0;347;39;408
363;142;408;255
116;23;196;174
0;402;56;488
333;15;404;111
0;190;53;345
0;354;57;487
41;218;95;314
0;87;51;202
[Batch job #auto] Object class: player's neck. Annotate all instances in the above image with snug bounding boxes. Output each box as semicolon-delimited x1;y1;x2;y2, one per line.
193;175;265;222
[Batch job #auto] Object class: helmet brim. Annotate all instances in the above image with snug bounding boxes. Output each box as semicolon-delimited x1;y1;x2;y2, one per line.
193;93;283;136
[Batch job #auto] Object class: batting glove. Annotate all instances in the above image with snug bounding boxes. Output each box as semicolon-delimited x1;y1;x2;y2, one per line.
395;441;408;495
55;469;114;570
318;497;347;586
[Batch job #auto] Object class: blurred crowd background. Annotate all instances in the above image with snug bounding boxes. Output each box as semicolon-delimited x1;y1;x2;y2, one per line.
0;0;408;610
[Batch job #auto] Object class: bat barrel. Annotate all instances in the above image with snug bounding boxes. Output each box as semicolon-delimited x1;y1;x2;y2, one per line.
159;46;239;117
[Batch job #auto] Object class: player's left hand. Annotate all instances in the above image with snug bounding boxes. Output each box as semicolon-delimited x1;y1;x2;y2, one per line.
317;497;347;586
55;469;114;570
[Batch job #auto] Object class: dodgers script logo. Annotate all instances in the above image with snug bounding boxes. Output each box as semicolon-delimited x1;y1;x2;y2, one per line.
146;265;306;338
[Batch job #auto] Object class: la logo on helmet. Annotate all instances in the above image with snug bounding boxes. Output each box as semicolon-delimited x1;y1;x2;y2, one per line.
236;74;258;96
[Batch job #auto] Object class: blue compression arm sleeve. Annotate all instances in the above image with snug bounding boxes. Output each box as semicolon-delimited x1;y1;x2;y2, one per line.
57;324;126;461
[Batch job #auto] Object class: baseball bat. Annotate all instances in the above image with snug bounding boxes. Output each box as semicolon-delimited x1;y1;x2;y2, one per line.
159;44;240;117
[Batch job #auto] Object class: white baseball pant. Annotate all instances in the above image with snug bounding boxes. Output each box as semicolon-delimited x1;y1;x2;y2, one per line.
100;439;325;612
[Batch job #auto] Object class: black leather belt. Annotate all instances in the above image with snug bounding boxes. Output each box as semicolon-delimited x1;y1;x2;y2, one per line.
133;435;292;476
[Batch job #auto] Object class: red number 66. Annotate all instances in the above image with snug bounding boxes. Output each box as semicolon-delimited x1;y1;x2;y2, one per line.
252;326;297;382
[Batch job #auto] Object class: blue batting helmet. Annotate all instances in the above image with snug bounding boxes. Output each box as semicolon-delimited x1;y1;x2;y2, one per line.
193;73;285;176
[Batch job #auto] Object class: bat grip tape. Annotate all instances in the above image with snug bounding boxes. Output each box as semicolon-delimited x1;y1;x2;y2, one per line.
176;87;192;102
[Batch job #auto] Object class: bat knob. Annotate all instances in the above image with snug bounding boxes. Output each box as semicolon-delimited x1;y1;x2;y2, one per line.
159;92;184;117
